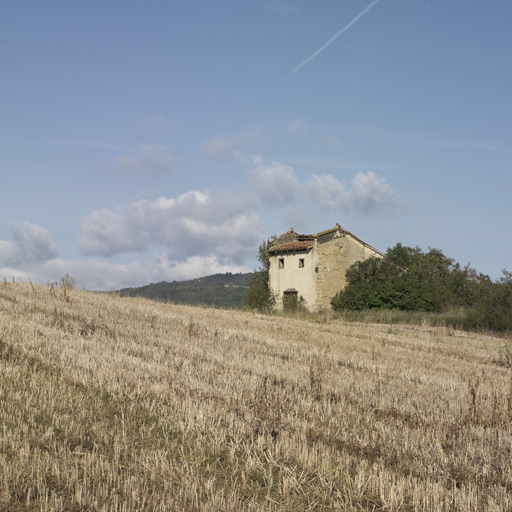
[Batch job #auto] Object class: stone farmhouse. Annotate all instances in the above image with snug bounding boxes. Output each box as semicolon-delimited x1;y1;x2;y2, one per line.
269;223;383;311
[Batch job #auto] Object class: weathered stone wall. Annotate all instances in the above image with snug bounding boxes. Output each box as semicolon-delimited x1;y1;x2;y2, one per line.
269;249;317;309
269;225;382;311
314;235;381;310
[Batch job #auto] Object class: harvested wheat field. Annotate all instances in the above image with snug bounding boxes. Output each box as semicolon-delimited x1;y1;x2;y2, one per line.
0;282;511;511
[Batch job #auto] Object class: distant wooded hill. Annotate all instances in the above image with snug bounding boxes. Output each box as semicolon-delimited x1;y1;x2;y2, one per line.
116;272;253;309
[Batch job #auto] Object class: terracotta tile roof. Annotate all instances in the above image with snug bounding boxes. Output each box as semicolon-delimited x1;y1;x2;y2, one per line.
269;240;314;254
313;223;383;256
314;226;339;237
270;222;383;257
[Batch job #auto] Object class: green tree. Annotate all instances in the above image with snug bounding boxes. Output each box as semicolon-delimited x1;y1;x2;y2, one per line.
463;269;512;333
244;238;276;311
331;243;472;312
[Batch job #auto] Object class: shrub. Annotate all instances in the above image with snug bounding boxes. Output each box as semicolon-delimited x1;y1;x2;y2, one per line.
461;270;512;333
332;244;471;313
244;239;276;311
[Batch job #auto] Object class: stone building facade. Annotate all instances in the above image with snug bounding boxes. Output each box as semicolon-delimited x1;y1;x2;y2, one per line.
269;223;383;311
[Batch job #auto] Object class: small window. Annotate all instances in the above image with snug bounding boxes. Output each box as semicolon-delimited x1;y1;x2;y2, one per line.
299;258;304;268
278;258;284;269
315;266;319;273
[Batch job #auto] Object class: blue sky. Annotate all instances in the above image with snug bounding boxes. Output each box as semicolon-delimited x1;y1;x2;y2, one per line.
1;0;511;290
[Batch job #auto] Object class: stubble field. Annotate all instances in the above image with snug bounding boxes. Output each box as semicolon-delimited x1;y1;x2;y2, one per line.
0;282;511;511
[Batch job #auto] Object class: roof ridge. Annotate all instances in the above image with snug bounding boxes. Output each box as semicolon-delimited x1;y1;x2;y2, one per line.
271;223;383;257
269;240;314;254
340;228;384;256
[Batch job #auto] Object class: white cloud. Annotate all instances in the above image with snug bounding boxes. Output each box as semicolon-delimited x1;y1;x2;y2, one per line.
0;221;58;266
115;144;174;173
41;259;148;291
308;174;348;209
150;254;249;282
201;127;264;159
349;171;403;213
54;254;245;291
245;154;301;205
0;158;405;291
79;189;262;262
308;171;403;213
1;252;251;292
0;257;141;291
0;267;32;283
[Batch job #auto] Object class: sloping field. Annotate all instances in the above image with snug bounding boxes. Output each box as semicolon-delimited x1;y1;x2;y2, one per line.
0;282;511;511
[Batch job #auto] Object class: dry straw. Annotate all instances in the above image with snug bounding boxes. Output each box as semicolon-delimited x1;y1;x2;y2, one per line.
0;281;511;511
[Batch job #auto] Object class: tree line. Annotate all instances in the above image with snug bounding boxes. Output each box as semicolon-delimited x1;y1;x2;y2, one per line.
246;240;512;333
331;243;511;332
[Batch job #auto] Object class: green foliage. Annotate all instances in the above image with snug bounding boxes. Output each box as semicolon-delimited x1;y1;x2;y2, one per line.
244;239;276;311
461;269;512;333
331;244;472;313
331;242;512;334
117;273;252;309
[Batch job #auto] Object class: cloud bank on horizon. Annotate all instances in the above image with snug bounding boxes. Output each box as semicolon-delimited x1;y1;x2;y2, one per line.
3;1;509;290
0;140;403;290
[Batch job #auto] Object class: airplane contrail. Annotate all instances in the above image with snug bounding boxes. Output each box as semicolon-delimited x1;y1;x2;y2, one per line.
277;0;382;85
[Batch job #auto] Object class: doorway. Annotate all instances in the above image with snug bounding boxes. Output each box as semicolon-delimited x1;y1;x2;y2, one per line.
283;290;298;311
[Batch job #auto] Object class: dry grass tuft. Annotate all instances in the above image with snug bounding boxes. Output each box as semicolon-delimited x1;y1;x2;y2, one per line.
0;282;511;511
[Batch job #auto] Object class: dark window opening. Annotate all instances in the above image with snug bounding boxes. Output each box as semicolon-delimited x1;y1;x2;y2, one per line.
315;266;319;273
299;258;304;268
278;258;284;269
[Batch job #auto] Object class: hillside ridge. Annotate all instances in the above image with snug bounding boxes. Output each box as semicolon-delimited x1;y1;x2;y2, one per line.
116;271;253;308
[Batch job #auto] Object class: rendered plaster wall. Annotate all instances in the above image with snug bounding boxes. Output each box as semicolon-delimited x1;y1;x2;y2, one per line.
269;249;317;309
315;236;382;310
